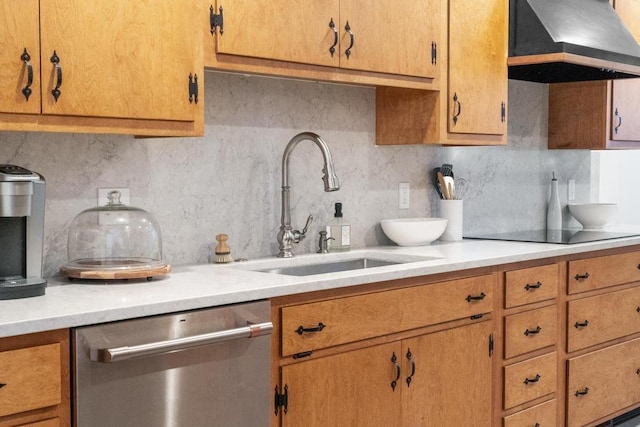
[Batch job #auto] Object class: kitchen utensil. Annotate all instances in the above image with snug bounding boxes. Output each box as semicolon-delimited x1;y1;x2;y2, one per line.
443;176;455;199
214;234;234;263
440;163;454;178
432;167;444;199
437;171;450;199
454;177;468;200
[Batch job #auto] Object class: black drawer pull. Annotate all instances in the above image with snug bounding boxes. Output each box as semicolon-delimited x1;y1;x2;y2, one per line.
295;322;325;335
466;292;486;302
574;320;589;328
636;368;640;375
534;424;540;427
523;374;541;385
391;352;401;391
524;326;542;336
574;273;590;281
525;281;542;291
0;383;5;389
575;387;589;397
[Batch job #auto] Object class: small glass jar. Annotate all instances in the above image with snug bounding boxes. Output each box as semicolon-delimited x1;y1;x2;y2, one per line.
62;191;167;278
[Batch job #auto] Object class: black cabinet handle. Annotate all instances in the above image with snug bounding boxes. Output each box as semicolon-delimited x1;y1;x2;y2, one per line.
50;50;62;102
295;322;325;335
524;326;542;336
344;21;354;58
0;383;5;389
405;348;416;387
575;387;589;397
452;92;462;125
466;292;486;302
20;48;33;101
574;273;590;281
574;320;589;328
525;281;542;291
615;108;622;134
523;374;541;385
391;352;401;391
328;18;338;57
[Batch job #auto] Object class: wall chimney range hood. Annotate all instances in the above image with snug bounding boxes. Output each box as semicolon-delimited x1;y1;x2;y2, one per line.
508;0;640;83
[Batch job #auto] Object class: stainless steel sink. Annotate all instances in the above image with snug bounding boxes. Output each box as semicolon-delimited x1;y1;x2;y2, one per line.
253;256;435;276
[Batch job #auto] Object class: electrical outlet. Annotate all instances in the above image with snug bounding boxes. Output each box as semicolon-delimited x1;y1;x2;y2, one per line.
398;182;410;209
568;179;576;201
97;188;130;206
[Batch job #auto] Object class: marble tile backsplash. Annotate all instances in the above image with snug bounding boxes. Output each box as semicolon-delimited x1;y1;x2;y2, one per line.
0;75;589;277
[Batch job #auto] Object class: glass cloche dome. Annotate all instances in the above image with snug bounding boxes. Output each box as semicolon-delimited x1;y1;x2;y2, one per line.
61;190;169;280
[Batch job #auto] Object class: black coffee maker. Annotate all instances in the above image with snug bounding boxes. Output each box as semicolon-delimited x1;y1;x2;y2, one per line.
0;165;46;299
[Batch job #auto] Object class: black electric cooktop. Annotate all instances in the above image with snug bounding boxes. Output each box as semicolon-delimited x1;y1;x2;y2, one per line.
465;229;640;245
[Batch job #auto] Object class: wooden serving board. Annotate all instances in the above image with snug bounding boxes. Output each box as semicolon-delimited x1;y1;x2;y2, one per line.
61;264;171;280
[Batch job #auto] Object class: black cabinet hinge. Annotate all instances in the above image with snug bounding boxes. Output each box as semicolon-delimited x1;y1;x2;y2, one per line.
210;6;224;35
501;102;506;122
274;385;288;415
188;73;198;104
431;42;437;65
489;334;494;357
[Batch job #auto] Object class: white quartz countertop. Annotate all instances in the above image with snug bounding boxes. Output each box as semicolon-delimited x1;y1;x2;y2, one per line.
3;236;640;338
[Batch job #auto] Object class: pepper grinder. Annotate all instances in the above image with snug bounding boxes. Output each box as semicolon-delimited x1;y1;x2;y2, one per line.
547;172;562;230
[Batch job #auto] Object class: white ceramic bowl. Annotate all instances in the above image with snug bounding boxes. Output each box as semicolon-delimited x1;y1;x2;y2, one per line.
380;218;448;246
568;203;618;230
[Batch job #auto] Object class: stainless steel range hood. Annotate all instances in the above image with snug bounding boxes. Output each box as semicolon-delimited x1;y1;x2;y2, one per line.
508;0;640;83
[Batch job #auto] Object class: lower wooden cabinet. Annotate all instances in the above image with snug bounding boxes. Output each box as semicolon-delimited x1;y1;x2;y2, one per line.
503;399;556;427
279;320;493;427
567;335;640;427
0;330;69;427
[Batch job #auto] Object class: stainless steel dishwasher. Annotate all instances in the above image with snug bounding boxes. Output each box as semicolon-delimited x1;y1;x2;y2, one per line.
73;300;272;427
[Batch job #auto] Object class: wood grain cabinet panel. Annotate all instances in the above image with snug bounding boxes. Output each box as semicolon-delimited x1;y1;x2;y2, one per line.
504;305;557;359
0;0;41;115
504;264;559;308
207;0;440;80
503;399;557;427
0;344;61;417
504;352;556;409
568;285;640;352
567;337;640;427
281;274;494;356
568;251;640;294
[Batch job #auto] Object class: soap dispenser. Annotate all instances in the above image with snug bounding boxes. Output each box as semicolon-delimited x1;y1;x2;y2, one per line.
327;202;350;252
547;172;562;230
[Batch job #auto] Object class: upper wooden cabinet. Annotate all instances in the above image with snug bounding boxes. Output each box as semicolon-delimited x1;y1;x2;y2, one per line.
205;0;440;87
375;0;508;146
0;0;203;136
447;0;507;137
549;0;640;149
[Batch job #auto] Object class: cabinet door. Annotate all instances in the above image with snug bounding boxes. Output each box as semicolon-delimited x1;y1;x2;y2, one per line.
339;0;440;78
0;0;41;114
611;0;640;142
402;321;493;426
280;342;402;427
39;0;201;121
214;0;339;68
449;0;507;135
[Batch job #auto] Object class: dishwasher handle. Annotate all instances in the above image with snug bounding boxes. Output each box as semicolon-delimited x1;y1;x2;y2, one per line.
90;321;273;363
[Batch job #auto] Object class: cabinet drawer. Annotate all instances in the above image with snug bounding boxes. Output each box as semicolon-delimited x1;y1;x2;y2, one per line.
281;274;494;356
19;419;60;427
505;264;558;308
0;343;61;417
568;285;640;352
503;399;557;427
568;251;640;294
504;305;557;359
504;352;557;409
567;337;640;427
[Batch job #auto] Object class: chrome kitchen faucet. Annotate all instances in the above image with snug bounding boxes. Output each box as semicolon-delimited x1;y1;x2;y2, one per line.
277;132;340;258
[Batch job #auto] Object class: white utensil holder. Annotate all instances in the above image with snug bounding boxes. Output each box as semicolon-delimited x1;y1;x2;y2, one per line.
439;199;463;241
